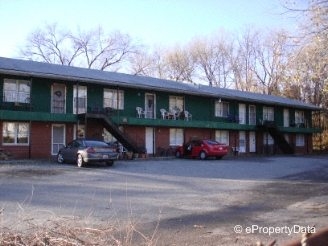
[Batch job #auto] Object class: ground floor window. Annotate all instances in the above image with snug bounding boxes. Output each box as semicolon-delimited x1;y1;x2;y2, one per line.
2;122;29;145
296;134;305;147
215;130;229;145
263;133;274;145
74;124;85;139
169;128;183;146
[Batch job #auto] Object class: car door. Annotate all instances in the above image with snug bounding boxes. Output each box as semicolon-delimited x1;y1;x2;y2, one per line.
62;140;80;162
191;140;202;157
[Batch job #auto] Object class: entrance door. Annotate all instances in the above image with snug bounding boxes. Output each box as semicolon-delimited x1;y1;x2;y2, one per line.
145;93;156;119
145;127;154;154
239;104;246;124
52;83;66;113
52;124;65;155
249;131;256;152
239;131;246;153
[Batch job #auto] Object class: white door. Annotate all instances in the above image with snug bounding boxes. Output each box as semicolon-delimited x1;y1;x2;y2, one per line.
145;93;156;119
145;127;154;154
239;131;246;153
52;124;65;155
52;83;66;113
239;104;246;124
249;131;256;152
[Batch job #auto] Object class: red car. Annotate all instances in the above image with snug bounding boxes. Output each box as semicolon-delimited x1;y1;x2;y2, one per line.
175;139;229;160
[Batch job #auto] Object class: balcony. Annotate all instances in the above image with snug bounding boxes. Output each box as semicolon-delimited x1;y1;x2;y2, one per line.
111;116;256;130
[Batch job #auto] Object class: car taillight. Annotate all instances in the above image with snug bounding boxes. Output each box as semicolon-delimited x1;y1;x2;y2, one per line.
87;147;96;153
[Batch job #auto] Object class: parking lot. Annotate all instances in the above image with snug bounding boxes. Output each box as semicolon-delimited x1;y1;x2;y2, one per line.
1;155;328;245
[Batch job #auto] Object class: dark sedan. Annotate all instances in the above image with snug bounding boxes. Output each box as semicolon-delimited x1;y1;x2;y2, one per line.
175;139;228;160
57;139;118;167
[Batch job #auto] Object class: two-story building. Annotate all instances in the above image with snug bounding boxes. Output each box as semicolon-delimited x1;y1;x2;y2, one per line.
0;57;322;159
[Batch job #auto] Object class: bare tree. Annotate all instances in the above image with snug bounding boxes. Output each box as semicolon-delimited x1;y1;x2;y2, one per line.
252;30;290;95
20;23;139;71
230;28;259;91
163;45;195;82
190;33;233;87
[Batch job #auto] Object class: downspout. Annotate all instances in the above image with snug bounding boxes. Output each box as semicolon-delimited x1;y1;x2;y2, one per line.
28;77;33;159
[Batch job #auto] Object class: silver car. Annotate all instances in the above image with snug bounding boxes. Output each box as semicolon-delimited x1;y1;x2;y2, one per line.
57;139;118;167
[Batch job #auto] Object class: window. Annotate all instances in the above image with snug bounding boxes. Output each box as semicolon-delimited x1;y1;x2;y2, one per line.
169;128;183;146
169;96;184;112
104;89;124;110
2;122;29;145
263;133;274;145
215;130;229;145
295;110;304;124
263;106;274;121
215;101;229;117
296;134;305;147
73;85;87;114
3;79;30;103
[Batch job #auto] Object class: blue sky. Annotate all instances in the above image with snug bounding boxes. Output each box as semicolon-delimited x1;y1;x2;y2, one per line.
0;0;301;58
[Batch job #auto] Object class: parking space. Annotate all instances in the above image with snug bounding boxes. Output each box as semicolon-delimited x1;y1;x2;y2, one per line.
0;155;328;245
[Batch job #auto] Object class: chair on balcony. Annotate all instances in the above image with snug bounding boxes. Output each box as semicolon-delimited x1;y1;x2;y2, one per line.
184;110;192;121
136;107;145;118
160;108;168;119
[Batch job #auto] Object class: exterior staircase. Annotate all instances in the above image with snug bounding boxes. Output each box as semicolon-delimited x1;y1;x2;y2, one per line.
79;110;141;153
257;120;294;154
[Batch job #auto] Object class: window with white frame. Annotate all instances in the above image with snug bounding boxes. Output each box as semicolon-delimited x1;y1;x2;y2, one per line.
104;89;124;110
215;130;229;145
169;128;183;146
263;106;274;121
295;110;304;124
296;134;305;147
73;85;87;114
2;122;29;144
263;133;274;145
169;96;184;112
3;79;30;103
215;101;229;117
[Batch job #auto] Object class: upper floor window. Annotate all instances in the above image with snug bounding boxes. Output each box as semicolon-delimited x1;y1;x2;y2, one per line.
263;106;274;121
104;89;124;110
169;96;184;112
3;79;30;103
2;122;29;145
215;101;229;117
73;85;87;114
295;110;304;124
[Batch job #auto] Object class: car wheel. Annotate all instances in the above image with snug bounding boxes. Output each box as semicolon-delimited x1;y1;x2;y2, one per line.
57;153;64;164
77;154;84;167
106;160;114;166
199;151;207;160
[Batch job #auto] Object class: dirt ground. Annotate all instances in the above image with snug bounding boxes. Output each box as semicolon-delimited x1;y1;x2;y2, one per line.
0;155;328;245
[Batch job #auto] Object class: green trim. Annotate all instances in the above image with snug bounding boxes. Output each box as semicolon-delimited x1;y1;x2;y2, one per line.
0;110;76;122
112;116;256;130
278;126;322;134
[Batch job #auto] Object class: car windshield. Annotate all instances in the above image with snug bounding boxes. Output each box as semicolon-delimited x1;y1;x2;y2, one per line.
205;140;220;145
85;141;108;147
